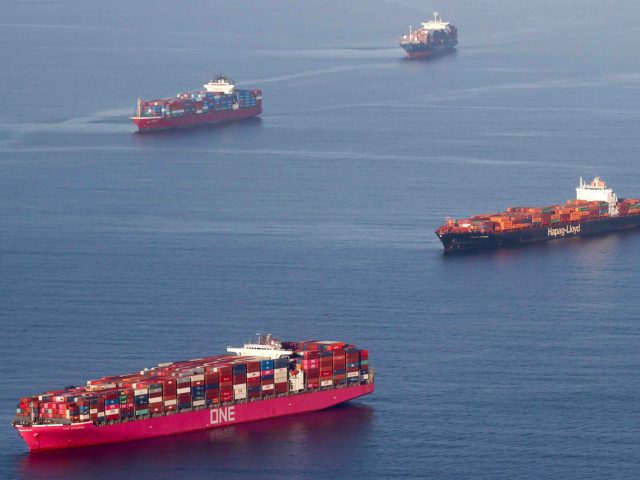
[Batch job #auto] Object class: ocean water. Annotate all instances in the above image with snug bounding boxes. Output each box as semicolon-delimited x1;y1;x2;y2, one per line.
2;1;640;478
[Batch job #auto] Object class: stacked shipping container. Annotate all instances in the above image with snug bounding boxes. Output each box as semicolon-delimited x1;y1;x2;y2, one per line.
137;89;261;119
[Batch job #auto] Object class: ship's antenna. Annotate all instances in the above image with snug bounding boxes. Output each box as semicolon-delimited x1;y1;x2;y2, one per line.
433;11;439;21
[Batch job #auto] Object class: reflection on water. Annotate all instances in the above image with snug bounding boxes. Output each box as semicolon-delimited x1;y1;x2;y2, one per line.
19;403;374;480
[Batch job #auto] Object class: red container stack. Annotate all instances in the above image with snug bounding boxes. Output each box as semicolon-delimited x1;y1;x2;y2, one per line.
260;359;275;396
319;351;333;388
299;351;320;389
346;347;361;383
216;366;233;403
247;361;261;399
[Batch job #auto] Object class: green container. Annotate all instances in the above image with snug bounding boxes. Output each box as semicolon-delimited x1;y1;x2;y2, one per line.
135;409;149;416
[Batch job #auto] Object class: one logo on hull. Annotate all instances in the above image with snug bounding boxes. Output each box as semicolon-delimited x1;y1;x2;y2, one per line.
210;406;235;425
547;225;581;237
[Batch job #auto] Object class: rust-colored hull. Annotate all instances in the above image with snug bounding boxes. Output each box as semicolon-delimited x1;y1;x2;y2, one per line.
130;105;262;132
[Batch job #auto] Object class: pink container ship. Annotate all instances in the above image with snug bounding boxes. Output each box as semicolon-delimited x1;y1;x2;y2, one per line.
13;334;374;452
130;75;262;132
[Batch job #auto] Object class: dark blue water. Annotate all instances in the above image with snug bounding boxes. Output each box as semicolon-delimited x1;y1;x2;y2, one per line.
2;1;640;478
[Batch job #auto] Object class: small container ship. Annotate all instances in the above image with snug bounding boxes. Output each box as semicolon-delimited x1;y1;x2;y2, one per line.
399;12;458;59
13;334;373;452
130;75;262;132
436;177;640;252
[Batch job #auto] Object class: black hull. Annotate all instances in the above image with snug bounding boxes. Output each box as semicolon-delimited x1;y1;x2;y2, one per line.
437;216;640;252
400;41;457;59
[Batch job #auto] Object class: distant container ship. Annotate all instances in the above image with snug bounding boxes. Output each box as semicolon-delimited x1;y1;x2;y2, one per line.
130;75;262;132
436;177;640;252
13;334;373;452
399;12;458;59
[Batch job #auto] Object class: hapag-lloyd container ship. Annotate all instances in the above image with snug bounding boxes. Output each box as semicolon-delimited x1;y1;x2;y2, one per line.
13;334;373;452
130;75;262;132
436;177;640;252
399;12;458;59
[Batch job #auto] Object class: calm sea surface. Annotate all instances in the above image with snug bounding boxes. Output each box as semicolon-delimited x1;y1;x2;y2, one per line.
2;1;640;478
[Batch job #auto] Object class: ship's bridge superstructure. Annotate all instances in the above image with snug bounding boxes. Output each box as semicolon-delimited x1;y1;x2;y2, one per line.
203;75;235;95
420;11;450;31
576;177;619;216
227;333;293;359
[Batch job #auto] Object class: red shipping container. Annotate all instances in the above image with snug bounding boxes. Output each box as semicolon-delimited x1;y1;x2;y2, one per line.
300;350;319;358
204;372;219;385
247;377;261;387
232;375;247;385
246;361;261;374
274;383;288;394
216;367;232;383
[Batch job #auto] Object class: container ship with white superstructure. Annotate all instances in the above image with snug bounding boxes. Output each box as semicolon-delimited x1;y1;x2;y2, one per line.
399;12;458;59
130;75;262;132
13;334;373;452
436;177;640;252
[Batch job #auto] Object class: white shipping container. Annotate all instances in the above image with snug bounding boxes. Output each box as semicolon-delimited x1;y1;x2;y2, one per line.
274;368;287;374
134;389;148;396
362;374;369;380
247;372;260;379
164;399;177;406
233;384;247;392
177;387;191;395
190;374;204;382
192;399;206;407
234;391;247;400
320;380;333;387
347;372;359;378
90;408;98;414
149;397;162;404
261;384;274;391
79;414;90;421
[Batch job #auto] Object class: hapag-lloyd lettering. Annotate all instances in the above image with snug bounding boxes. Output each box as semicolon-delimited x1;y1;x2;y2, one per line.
547;224;581;237
210;406;235;425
